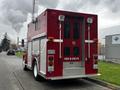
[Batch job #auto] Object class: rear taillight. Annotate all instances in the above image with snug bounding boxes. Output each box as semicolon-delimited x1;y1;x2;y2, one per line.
48;55;54;72
93;55;98;69
93;55;98;64
48;57;54;66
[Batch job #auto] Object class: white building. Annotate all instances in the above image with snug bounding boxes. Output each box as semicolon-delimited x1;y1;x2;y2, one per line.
105;34;120;64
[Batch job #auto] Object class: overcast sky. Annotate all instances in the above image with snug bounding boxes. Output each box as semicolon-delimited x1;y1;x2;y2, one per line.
0;0;120;43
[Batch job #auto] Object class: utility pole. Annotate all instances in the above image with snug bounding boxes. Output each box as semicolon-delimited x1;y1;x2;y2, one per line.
17;37;19;46
32;0;35;22
32;0;39;22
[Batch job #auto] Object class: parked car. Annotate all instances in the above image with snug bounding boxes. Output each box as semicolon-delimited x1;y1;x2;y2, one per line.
7;49;15;55
0;49;2;53
0;46;2;53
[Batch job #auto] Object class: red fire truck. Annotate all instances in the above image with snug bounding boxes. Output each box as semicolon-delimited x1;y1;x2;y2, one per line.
22;9;99;80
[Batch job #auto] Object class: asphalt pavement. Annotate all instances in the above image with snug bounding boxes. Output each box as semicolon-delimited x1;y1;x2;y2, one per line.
0;52;112;90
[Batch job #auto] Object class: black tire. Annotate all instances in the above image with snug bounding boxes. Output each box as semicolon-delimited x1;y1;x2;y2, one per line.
22;61;28;71
33;61;40;81
23;65;28;71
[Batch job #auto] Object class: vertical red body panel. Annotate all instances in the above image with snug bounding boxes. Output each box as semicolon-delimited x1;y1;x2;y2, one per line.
47;42;62;77
46;10;63;77
85;15;98;74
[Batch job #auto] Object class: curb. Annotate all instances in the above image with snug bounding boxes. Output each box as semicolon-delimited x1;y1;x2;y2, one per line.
85;78;120;90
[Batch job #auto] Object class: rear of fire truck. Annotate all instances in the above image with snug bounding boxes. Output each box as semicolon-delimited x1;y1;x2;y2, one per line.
23;9;100;80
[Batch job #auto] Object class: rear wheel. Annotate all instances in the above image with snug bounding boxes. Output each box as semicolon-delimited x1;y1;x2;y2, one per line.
22;60;28;71
33;61;40;81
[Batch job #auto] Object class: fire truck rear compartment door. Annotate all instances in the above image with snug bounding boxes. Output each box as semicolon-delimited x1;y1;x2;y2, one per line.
62;16;85;76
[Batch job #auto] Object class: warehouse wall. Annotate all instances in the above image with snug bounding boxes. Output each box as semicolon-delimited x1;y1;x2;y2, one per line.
105;35;120;59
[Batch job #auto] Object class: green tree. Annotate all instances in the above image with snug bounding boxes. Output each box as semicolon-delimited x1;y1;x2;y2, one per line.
1;33;10;51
